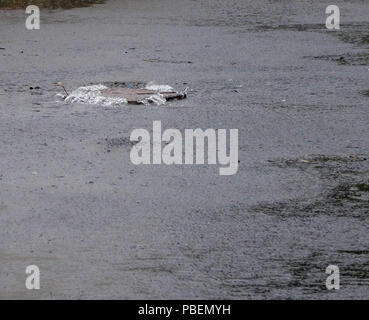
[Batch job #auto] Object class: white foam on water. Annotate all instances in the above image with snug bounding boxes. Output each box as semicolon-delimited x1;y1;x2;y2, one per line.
64;84;128;107
145;81;174;92
59;82;182;107
139;93;167;106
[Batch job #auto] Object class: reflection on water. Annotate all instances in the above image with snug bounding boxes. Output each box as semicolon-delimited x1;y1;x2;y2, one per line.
0;0;105;9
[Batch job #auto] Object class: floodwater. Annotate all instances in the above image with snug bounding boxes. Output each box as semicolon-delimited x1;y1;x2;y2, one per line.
0;0;368;299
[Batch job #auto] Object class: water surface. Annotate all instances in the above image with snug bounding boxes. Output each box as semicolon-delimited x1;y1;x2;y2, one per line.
0;0;368;299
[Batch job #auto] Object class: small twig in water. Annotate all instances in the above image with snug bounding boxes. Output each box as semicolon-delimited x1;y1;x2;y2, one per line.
53;82;69;96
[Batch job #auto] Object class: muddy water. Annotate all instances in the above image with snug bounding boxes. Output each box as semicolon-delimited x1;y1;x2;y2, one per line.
0;0;369;299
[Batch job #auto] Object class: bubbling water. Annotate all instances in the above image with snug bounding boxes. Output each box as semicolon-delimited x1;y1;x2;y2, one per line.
63;84;128;107
58;82;182;107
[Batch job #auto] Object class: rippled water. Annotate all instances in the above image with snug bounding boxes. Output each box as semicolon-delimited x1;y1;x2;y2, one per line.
0;0;105;9
0;0;368;299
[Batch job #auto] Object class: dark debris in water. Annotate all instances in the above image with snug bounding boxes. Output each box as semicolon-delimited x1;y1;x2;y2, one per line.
338;249;369;255
361;90;369;97
252;23;322;33
254;22;369;49
268;154;367;168
335;24;369;47
283;254;327;293
307;53;369;66
252;154;369;219
330;182;369;202
250;181;369;219
281;250;369;293
340;262;369;282
99;136;136;153
259;22;369;67
143;58;193;64
0;0;105;9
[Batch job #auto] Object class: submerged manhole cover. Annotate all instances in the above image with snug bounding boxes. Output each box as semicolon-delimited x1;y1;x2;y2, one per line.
56;82;187;106
100;87;186;105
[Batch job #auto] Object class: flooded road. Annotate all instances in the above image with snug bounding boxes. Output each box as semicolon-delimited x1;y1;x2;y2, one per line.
0;0;369;299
